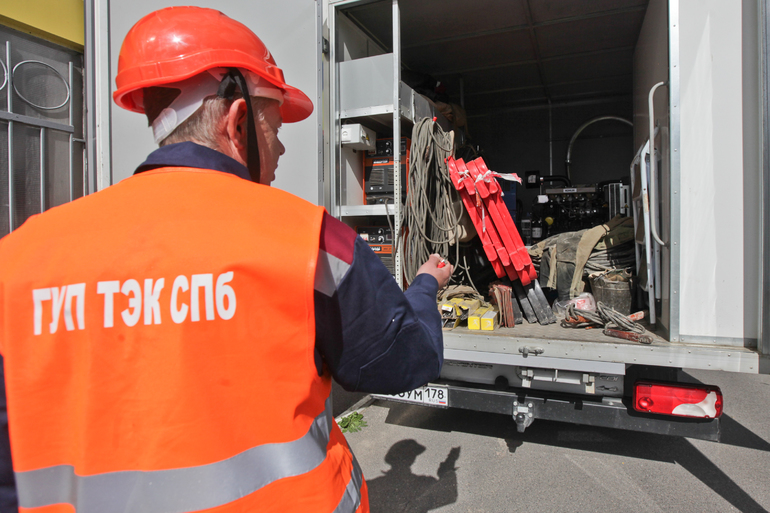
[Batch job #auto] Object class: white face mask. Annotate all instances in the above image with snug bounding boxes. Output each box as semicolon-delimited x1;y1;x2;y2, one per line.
151;68;285;144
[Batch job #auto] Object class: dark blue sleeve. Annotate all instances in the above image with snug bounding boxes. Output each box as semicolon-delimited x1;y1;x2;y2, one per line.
315;237;443;394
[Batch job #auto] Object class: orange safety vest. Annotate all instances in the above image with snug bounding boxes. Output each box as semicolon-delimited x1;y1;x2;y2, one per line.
0;167;368;513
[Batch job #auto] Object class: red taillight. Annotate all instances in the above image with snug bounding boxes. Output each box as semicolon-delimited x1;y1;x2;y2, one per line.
633;381;723;418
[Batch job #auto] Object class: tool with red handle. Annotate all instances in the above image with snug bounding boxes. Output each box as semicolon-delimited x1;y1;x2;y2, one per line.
604;328;653;345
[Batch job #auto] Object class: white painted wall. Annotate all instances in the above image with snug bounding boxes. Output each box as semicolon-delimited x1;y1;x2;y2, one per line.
679;0;757;342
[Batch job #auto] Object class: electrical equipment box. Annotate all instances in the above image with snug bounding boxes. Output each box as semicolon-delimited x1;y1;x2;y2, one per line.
363;138;411;205
340;123;376;151
604;183;631;219
544;185;599;196
541;185;604;234
356;226;394;276
521;218;532;246
367;138;410;158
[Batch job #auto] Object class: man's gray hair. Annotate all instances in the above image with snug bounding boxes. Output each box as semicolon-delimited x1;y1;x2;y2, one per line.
143;87;277;150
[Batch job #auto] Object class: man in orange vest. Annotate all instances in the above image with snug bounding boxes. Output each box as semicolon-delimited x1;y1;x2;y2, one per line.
0;6;452;513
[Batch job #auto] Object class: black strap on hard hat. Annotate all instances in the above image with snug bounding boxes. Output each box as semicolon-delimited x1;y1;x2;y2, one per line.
217;68;261;184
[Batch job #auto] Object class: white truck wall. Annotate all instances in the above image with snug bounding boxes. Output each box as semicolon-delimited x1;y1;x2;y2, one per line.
632;0;671;335
679;0;759;344
742;0;761;348
103;0;322;205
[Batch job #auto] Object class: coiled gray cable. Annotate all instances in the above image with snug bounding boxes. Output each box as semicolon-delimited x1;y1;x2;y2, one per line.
564;302;645;333
401;118;462;285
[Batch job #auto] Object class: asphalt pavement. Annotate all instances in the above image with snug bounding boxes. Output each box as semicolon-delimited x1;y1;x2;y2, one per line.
332;369;770;512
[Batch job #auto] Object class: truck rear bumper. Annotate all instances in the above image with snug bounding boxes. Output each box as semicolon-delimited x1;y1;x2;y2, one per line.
378;380;721;442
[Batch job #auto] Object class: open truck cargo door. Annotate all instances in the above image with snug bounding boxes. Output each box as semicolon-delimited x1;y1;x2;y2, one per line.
89;0;323;205
328;0;768;441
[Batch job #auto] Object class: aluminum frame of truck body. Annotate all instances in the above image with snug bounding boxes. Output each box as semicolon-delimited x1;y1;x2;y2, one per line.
84;0;769;440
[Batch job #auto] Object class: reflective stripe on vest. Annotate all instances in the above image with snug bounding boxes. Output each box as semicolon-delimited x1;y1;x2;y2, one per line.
334;454;364;513
16;397;361;512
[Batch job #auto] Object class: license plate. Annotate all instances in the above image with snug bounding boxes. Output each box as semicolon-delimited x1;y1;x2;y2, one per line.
377;385;449;406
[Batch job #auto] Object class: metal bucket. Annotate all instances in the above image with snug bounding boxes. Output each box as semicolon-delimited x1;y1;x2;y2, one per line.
590;276;634;315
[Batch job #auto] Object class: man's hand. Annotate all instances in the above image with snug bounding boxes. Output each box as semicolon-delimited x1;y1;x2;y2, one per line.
416;254;453;289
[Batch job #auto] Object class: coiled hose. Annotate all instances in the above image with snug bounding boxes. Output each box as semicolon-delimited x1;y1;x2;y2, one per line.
400;118;461;285
564;302;645;334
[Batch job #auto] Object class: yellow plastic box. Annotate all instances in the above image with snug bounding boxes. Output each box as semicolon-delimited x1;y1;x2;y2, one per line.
480;307;499;331
468;306;490;330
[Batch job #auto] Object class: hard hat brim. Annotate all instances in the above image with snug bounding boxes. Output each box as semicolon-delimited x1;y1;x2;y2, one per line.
114;49;313;123
280;84;314;123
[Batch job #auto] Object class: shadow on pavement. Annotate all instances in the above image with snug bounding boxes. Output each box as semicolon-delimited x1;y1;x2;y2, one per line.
380;401;769;513
366;439;460;513
718;415;770;452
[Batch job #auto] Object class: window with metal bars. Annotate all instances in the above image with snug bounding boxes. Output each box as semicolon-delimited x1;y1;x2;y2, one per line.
0;26;85;237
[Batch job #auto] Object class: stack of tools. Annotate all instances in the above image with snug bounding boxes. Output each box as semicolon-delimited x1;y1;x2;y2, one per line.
439;294;482;330
447;156;555;325
563;302;652;344
489;283;522;327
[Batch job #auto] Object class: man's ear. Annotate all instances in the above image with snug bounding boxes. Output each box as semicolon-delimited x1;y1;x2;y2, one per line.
225;98;249;151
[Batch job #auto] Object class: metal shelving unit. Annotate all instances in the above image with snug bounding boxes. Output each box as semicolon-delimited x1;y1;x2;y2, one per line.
331;0;402;286
330;0;453;289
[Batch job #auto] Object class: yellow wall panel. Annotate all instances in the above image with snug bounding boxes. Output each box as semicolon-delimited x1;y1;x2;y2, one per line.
0;0;84;50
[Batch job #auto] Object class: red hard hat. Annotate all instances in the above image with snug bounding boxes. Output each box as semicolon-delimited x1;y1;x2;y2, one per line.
113;6;313;123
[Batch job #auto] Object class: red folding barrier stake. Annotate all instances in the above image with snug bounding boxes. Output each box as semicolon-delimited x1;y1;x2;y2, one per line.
476;158;534;279
453;158;518;279
456;159;513;277
447;158;506;278
464;160;532;285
